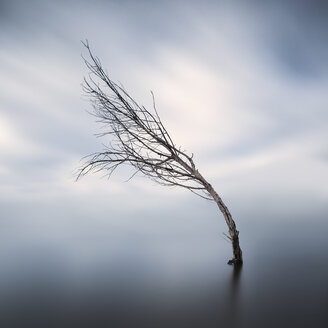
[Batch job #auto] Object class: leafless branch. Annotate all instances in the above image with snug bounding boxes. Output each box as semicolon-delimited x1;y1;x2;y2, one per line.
77;40;211;200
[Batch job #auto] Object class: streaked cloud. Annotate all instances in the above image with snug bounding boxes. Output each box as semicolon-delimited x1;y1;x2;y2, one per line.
0;0;327;225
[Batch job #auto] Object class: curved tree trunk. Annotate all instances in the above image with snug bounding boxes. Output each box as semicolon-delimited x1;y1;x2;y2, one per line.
207;183;243;265
193;170;243;265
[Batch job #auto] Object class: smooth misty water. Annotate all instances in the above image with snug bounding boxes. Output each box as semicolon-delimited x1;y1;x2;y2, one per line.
0;214;327;328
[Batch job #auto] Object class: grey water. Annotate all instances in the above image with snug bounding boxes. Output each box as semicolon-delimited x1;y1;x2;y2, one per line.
0;211;327;328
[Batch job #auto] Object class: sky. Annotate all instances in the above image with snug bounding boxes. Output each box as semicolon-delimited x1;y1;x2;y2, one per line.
0;0;328;276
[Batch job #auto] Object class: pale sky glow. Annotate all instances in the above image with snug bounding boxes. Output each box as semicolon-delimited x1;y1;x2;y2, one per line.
0;0;327;256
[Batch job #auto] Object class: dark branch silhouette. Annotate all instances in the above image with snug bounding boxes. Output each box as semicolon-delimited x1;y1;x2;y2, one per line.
78;41;243;265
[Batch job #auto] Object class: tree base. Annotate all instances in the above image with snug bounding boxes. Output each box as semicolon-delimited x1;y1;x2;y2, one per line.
227;258;243;266
228;231;243;265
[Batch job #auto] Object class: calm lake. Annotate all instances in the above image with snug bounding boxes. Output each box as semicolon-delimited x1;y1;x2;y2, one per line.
0;210;327;328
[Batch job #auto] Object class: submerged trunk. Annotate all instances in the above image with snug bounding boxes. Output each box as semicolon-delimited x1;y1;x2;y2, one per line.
229;231;243;265
207;184;243;265
177;162;243;265
194;170;243;265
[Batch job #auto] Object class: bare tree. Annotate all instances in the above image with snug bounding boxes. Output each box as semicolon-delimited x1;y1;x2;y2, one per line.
78;41;243;265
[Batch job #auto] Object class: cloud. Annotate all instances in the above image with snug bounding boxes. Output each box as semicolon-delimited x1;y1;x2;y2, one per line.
0;0;327;224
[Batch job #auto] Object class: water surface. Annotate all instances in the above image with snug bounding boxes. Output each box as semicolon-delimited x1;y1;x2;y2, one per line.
0;213;327;328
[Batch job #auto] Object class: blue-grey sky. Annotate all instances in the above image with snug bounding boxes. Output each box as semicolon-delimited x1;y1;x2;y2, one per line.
0;0;328;275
